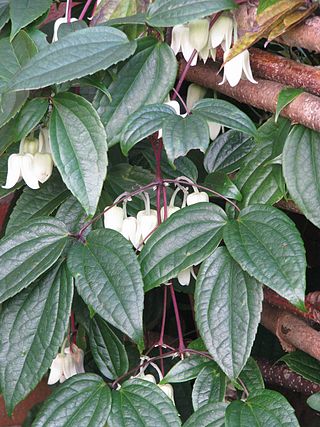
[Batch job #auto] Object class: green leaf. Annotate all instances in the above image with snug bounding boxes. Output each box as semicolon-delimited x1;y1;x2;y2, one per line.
184;402;228;427
67;229;144;346
49;92;108;216
195;247;263;379
108;378;181;427
283;125;320;229
223;204;306;309
225;389;299;426
0;0;9;31
275;87;303;122
0;262;73;415
0;90;28;128
163;113;210;163
89;315;129;379
162;355;213;384
120;104;176;155
192;99;257;137
192;365;227;410
140;202;227;292
97;40;177;146
6;27;137;92
0;217;68;303
307;392;320;411
204;130;253;174
280;351;320;384
32;374;111;427
6;172;69;234
146;0;236;27
204;172;242;201
234;138;284;209
9;0;51;40
238;357;264;394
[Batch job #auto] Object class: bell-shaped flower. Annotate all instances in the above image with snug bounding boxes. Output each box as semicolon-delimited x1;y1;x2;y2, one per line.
209;15;234;51
187;190;209;205
104;206;124;232
48;344;84;385
158;383;175;403
221;49;257;88
171;25;198;66
188;19;209;53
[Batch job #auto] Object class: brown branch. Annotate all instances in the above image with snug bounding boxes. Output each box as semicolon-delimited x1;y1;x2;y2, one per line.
261;302;320;361
179;58;320;132
235;3;320;53
257;358;320;395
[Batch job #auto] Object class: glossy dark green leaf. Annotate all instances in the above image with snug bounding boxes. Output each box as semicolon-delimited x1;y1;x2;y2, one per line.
0;0;9;31
163;113;210;163
0;263;73;415
225;389;299;426
223;204;306;309
108;378;181;427
162;355;213;384
204;130;253;174
49;92;107;216
307;392;320;411
280;351;320;384
6;172;69;234
89;315;129;379
146;0;236;26
238;357;264;394
6;27;137;92
195;247;263;379
283;125;320;229
192;99;257;138
140;203;227;292
120;104;176;155
67;229;144;347
98;40;177;146
192;365;226;410
9;0;51;40
204;172;242;201
275;87;303;122
184;402;228;427
33;374;111;427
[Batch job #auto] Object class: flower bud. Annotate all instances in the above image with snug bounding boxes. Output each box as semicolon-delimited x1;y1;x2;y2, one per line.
33;153;53;184
186;83;206;110
188;19;209;52
186;191;209;205
104;206;124;232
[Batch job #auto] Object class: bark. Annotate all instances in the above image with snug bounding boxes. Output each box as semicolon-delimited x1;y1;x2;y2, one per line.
216;47;320;97
261;302;320;361
235;3;320;53
179;58;320;132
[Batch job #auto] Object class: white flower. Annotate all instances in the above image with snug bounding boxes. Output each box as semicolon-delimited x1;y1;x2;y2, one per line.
221;49;257;88
171;25;198;66
188;19;209;53
104;206;124;232
48;344;84;385
209;15;234;51
186;191;209;205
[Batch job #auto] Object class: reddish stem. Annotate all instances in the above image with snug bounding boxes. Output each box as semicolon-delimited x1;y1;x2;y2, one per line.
79;0;94;20
170;284;185;352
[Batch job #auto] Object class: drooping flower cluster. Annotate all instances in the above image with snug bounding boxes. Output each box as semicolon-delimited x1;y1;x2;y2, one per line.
2;128;53;190
48;343;85;385
170;14;257;87
104;180;209;287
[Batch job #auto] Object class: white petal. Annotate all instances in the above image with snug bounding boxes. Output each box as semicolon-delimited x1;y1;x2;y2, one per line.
186;84;206;110
188;19;209;52
208;122;221;140
177;267;191;286
222;50;244;88
170;25;185;55
104;206;124;232
165;100;181;115
33;153;53;183
241;49;257;84
2;154;22;189
21;154;40;189
48;354;64;385
186;191;209;205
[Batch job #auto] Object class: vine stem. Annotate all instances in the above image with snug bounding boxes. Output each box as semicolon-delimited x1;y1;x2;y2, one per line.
79;0;94;20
